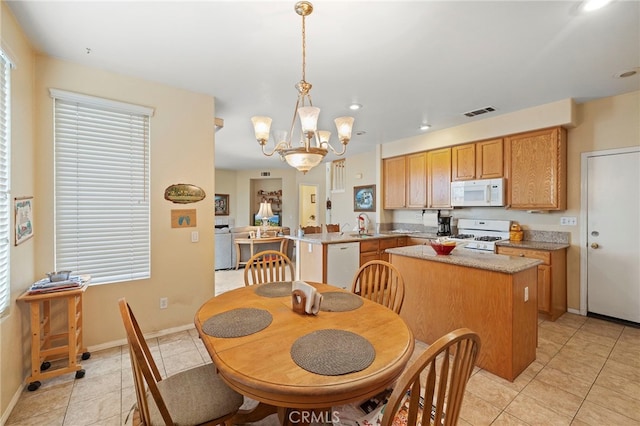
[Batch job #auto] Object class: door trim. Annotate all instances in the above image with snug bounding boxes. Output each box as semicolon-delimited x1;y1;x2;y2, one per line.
580;146;640;316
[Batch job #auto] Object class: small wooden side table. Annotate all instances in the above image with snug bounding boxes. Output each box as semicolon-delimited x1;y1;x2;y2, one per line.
17;282;91;391
234;237;288;270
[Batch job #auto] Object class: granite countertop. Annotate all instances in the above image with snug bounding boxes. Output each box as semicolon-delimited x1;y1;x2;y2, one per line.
496;240;570;251
386;245;542;274
286;232;402;244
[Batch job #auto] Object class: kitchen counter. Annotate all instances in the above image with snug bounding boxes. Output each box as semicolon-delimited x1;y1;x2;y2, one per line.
497;240;570;251
286;232;402;244
290;232;409;287
386;245;542;274
389;245;539;381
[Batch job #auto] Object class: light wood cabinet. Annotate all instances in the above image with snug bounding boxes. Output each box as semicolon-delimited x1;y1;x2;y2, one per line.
476;138;504;179
451;143;476;181
383;156;406;209
359;237;406;265
406;152;428;208
452;138;503;181
427;148;451;208
392;253;537;381
383;154;427;209
505;127;567;210
496;245;567;321
407;237;432;246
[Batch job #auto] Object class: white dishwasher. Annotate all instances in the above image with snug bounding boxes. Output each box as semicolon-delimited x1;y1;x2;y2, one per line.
326;242;360;289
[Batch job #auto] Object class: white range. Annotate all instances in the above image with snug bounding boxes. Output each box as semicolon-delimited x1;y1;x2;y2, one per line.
448;219;511;252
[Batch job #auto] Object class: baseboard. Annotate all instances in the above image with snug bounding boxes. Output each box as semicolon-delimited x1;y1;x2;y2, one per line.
1;384;24;425
87;323;196;353
567;308;581;315
5;322;197;422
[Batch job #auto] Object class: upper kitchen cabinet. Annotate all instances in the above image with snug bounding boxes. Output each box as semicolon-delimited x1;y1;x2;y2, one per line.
452;138;504;181
451;143;476;181
383;156;406;209
406;152;428;208
427;147;452;208
505;127;567;210
476;138;504;179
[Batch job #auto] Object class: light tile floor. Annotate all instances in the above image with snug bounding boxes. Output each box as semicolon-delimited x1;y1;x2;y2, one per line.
6;269;640;425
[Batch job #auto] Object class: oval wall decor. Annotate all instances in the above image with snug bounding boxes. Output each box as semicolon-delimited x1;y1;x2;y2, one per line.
164;184;206;204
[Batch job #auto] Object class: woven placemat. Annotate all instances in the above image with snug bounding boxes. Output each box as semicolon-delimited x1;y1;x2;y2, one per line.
202;308;272;338
290;329;375;376
254;281;292;298
319;292;364;312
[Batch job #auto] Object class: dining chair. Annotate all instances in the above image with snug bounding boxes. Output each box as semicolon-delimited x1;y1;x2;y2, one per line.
301;225;321;234
325;223;340;232
118;298;244;425
380;328;481;426
243;249;295;286
350;260;405;314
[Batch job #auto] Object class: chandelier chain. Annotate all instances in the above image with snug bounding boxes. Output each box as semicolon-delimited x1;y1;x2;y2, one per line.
251;1;354;174
301;13;306;83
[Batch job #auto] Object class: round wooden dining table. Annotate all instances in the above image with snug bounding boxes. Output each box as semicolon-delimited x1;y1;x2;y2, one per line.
194;281;414;423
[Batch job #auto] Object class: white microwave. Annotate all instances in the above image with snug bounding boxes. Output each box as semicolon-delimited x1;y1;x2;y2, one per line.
451;178;506;207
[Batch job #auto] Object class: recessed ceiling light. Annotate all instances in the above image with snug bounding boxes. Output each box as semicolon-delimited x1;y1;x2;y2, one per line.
349;103;362;111
420;124;431;131
614;68;638;78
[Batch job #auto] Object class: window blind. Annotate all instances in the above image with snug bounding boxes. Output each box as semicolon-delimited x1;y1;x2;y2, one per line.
51;90;153;285
331;159;346;193
0;50;12;316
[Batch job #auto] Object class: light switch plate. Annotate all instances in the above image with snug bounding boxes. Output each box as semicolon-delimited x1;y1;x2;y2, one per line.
560;217;577;226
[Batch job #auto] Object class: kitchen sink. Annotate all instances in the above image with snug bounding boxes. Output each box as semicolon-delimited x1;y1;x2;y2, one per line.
348;233;375;238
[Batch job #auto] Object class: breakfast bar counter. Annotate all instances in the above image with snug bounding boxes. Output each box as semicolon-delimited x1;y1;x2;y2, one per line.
388;245;540;381
385;244;542;273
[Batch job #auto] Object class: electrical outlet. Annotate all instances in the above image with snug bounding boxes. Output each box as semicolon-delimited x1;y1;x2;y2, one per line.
560;216;577;226
415;212;422;222
524;287;529;302
160;297;168;309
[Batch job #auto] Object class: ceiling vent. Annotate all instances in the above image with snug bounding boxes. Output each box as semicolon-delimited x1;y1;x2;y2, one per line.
463;106;496;118
260;172;271;177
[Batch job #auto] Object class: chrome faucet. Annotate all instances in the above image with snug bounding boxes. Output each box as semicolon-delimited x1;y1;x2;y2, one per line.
340;223;350;236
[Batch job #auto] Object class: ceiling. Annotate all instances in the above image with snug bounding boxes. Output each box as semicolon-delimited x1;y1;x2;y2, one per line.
6;1;639;171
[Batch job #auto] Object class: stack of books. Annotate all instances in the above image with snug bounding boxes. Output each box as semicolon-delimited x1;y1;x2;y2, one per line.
28;275;89;295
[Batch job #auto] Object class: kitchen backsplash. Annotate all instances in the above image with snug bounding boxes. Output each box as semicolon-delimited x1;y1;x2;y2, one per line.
386;222;570;244
524;230;570;244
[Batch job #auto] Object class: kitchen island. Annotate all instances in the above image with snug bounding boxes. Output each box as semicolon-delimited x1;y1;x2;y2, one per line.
387;244;541;381
287;232;408;288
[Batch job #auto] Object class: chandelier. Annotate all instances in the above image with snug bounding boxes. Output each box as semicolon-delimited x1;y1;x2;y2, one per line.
251;1;354;174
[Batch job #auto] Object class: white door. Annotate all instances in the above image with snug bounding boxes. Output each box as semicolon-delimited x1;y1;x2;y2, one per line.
586;149;640;323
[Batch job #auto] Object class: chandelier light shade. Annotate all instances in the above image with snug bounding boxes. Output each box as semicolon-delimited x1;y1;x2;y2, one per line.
251;1;354;174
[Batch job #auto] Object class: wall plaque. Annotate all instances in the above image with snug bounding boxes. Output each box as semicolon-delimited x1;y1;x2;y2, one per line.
164;183;206;204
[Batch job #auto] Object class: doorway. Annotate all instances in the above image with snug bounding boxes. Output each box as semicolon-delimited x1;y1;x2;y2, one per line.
580;147;640;324
299;184;319;227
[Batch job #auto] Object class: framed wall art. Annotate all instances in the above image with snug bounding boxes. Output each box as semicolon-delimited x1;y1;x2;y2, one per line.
353;185;376;212
171;209;197;228
215;194;229;216
15;196;34;245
